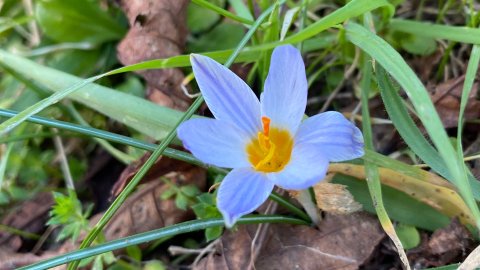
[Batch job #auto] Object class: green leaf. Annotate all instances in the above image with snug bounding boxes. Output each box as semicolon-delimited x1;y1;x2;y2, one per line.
143;260;166;270
395;223;420;250
125;245;142;262
400;34;437;56
389;19;480;44
205;226;223;241
35;0;125;44
175;194;189;210
188;23;244;52
280;7;300;41
333;174;450;231
180;185;200;197
187;0;224;33
160;188;176;200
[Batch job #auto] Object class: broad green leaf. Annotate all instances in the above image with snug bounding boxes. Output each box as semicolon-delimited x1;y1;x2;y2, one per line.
333;174;450;231
35;0;125;44
0;49;182;140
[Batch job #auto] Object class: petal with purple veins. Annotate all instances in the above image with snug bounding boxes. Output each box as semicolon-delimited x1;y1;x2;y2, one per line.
267;143;329;190
217;168;274;227
261;45;308;134
295;111;364;162
191;54;261;137
177;118;251;168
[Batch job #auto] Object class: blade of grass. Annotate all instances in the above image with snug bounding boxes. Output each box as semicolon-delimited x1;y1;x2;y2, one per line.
346;22;480;230
20;215;308;270
191;0;254;25
389;19;480;44
456;44;480;176
68;4;280;269
359;33;410;268
372;63;480;199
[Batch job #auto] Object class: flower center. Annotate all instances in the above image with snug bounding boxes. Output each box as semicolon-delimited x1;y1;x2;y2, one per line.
246;116;294;173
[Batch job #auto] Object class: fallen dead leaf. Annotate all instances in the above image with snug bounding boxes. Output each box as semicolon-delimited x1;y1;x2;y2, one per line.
408;218;474;268
111;150;193;198
117;0;190;110
194;212;385;270
101;166;206;241
313;182;362;215
0;192;53;252
430;75;480;128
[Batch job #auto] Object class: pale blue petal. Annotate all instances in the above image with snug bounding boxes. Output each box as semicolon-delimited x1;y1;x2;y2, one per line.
177;118;250;168
191;54;261;137
267;143;328;190
261;45;307;134
295;111;364;162
217;168;274;228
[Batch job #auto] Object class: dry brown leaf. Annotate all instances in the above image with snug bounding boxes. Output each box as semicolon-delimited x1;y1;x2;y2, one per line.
117;0;190;110
314;182;362;215
101;166;206;241
430;76;480;128
111;151;193;198
0;192;53;252
409;218;474;268
194;212;385;270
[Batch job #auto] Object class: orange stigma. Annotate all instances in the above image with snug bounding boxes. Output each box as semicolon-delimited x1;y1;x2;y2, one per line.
246;116;293;173
261;116;271;136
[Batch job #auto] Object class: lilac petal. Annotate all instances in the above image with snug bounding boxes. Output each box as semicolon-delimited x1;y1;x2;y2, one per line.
267;143;328;190
295;111;364;162
217;168;274;228
177;118;251;168
191;54;261;137
261;45;307;134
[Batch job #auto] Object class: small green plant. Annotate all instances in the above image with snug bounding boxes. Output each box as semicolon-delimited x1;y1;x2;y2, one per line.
47;190;92;242
160;178;200;210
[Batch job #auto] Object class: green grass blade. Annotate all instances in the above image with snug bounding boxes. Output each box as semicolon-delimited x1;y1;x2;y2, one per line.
20;215;308;270
283;0;391;44
346;22;480;229
191;0;254;25
389;19;480;44
373;62;480;200
457;44;480;164
359;47;410;269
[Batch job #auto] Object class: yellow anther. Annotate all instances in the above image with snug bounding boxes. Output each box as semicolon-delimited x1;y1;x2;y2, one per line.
246;124;293;173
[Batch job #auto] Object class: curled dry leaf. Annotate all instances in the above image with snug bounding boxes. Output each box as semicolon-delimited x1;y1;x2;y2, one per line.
313;182;362;215
117;0;190;110
194;212;385;270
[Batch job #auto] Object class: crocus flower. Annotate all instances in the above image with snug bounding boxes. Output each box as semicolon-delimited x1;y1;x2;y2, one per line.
177;45;364;227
